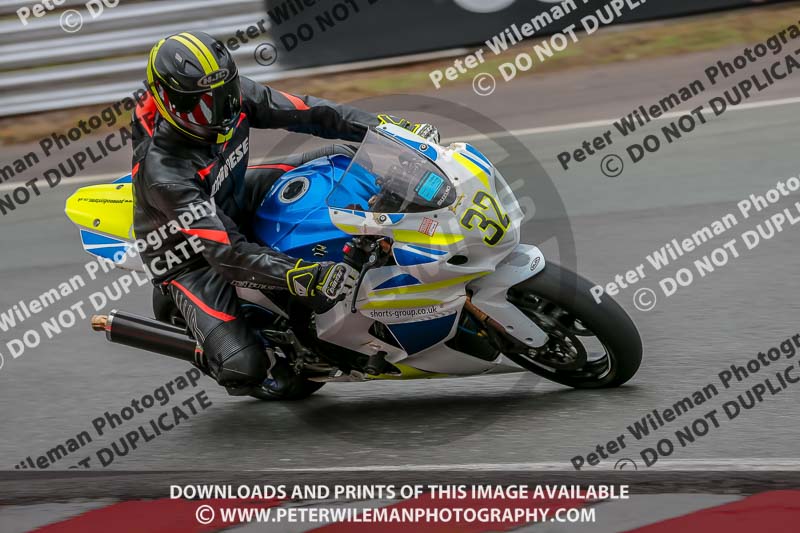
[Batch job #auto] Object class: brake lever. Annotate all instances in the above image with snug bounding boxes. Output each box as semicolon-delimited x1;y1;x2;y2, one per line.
350;251;380;314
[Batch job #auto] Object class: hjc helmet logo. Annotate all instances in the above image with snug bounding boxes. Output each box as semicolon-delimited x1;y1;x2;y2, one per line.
197;69;229;88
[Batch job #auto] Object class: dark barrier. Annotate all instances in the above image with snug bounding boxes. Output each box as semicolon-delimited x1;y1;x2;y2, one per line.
263;0;790;69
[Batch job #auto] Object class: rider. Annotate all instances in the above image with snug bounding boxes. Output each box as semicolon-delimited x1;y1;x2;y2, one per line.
131;31;439;394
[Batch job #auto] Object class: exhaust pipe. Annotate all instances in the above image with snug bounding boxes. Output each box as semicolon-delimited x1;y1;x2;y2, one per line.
91;310;198;363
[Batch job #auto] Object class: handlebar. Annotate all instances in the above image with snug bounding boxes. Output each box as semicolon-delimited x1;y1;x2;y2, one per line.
341;236;392;313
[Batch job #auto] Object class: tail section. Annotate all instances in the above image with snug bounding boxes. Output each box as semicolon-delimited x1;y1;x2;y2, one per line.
65;174;143;271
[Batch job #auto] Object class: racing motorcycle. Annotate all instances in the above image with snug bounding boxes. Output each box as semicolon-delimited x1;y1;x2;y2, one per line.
65;124;642;400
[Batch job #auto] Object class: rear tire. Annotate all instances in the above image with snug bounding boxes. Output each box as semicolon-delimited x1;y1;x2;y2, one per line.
505;262;642;388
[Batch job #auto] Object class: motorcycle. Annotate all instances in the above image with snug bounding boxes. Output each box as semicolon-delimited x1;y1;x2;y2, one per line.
65;123;642;400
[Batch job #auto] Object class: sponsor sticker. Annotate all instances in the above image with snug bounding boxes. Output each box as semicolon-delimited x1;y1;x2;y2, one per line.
415;171;445;202
418;217;439;237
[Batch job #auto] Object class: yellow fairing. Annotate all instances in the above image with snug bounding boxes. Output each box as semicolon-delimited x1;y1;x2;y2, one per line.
65;183;134;240
452;152;490;190
366;363;448;380
368;272;487;298
392;229;464;246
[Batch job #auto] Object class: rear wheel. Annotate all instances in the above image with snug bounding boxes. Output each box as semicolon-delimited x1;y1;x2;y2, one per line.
504;262;642;388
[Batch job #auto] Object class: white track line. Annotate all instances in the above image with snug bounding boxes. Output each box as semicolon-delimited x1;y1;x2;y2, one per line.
259;458;800;472
449;95;800;142
4;94;800;194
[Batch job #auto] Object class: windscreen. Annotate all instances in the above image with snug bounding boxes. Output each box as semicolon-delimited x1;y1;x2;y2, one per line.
327;129;456;213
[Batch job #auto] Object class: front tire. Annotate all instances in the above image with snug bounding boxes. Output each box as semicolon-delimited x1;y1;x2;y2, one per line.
504;262;642;388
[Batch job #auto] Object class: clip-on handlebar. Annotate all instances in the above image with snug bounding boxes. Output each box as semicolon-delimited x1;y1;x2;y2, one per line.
341;236;392;314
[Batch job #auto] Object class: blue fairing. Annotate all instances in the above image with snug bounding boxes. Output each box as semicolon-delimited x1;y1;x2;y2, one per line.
252;138;453;355
252;154;377;262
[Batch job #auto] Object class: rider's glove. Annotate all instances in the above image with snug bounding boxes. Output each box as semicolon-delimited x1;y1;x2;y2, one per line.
411;123;441;144
286;260;349;314
377;114;441;144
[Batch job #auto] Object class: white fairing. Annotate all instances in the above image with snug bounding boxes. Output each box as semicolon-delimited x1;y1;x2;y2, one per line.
468;244;547;347
113;247;145;273
315;124;549;378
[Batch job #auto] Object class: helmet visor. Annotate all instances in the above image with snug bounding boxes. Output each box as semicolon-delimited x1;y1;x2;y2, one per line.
162;77;241;133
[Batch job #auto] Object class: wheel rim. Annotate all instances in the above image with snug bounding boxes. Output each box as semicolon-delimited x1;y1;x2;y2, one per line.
507;292;613;381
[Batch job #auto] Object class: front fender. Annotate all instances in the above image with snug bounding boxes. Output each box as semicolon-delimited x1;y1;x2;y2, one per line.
467;244;548;348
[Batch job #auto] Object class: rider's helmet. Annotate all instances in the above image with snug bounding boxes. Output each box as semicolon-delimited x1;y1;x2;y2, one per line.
146;32;241;144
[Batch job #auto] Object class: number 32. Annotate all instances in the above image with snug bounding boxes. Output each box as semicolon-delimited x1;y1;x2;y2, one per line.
459;191;510;246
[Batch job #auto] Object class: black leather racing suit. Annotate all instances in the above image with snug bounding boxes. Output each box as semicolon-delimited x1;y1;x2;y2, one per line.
131;76;380;389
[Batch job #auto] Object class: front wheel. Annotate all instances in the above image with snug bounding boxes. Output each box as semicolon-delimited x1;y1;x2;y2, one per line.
503;262;642;388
